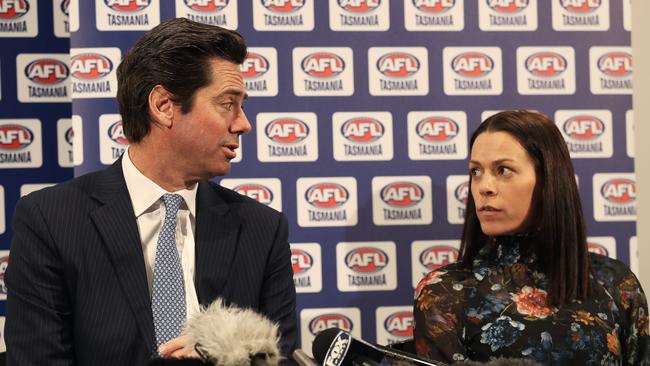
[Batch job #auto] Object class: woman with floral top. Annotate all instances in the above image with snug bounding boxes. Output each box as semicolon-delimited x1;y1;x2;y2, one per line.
414;110;649;365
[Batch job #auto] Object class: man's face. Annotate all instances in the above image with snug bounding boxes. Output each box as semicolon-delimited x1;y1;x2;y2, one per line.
170;58;251;181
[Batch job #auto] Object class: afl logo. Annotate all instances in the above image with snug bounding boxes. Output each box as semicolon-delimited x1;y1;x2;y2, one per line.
384;311;414;338
61;0;70;15
104;0;151;12
265;118;309;144
64;127;74;146
184;0;229;12
341;118;384;143
291;249;313;274
70;54;113;80
233;184;273;205
0;0;29;19
455;181;469;204
261;0;305;13
301;53;345;78
377;53;420;78
412;0;455;13
380;182;424;207
601;178;636;204
597;52;632;77
561;0;600;13
108;121;128;145
0;124;34;150
563;116;604;140
345;247;388;273
587;242;609;256
416;117;459;142
241;52;269;79
338;0;380;13
308;313;353;335
305;183;349;209
525;52;567;77
420;246;459;271
487;0;528;13
452;52;494;77
25;59;69;85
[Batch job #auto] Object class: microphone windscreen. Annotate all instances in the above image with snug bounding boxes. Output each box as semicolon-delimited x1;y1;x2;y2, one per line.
311;328;345;364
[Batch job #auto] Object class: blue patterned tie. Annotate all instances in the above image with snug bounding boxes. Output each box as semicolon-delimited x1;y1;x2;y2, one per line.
151;193;186;352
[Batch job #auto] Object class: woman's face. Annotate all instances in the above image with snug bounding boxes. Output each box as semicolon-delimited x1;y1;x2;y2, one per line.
469;131;538;236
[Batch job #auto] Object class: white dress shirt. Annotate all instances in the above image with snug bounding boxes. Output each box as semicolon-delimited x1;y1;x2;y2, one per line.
122;148;201;320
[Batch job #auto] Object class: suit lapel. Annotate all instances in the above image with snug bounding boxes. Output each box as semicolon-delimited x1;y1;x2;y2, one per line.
89;159;155;354
194;182;241;305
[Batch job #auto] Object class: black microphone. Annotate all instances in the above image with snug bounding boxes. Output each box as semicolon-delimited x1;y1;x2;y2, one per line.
312;328;446;366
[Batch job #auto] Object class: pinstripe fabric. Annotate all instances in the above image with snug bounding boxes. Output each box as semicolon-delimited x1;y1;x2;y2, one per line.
4;159;298;366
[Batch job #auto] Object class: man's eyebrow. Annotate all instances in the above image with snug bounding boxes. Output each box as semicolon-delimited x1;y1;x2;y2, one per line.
214;88;248;101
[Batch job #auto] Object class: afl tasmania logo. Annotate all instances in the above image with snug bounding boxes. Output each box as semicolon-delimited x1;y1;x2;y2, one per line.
563;116;604;140
184;0;229;12
65;127;74;146
70;54;113;80
345;247;388;273
338;0;380;13
308;313;353;335
412;0;455;13
305;183;349;209
241;53;269;79
265;118;309;143
233;184;273;205
0;125;34;150
104;0;151;12
0;0;29;19
561;0;601;13
525;52;567;77
380;182;424;207
384;311;414;337
420;245;459;271
452;52;494;77
416;117;459;141
301;53;345;78
108;121;128;145
377;53;420;78
25;59;69;85
587;242;609;256
291;249;313;274
262;0;305;13
597;52;632;77
60;0;70;15
455;181;468;204
487;0;528;13
341;118;384;143
601;179;636;204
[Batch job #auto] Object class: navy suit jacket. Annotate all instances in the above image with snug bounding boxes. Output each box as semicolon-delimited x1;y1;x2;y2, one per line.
5;160;298;365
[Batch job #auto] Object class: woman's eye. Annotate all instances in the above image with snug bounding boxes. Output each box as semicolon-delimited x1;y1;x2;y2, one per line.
498;166;513;175
469;168;481;177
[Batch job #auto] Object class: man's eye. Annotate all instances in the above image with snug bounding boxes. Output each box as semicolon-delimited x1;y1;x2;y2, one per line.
223;103;234;111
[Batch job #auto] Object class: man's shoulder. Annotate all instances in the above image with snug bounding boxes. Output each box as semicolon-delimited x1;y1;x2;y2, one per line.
19;169;109;212
202;180;282;218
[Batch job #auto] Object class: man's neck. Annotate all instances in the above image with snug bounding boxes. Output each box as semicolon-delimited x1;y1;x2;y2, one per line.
128;143;198;192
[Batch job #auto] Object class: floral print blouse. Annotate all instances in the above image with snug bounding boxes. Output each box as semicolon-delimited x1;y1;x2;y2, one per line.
413;235;650;365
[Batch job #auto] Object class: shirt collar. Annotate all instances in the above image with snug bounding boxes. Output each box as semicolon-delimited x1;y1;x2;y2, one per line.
122;147;197;217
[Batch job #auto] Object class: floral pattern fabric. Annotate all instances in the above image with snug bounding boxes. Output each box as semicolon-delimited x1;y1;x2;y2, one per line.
413;236;650;365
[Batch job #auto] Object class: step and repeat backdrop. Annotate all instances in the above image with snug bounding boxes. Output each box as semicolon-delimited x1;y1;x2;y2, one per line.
0;0;637;354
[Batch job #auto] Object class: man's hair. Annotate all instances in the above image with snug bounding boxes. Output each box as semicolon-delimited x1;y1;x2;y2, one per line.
459;110;590;306
116;18;247;143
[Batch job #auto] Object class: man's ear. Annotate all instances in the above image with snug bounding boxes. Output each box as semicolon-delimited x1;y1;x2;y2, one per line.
148;85;175;128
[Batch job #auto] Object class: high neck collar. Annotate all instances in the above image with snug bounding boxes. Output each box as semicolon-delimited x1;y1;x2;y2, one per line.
476;233;538;267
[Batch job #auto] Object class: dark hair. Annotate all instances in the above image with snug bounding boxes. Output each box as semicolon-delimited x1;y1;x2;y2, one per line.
459;110;590;306
116;18;247;143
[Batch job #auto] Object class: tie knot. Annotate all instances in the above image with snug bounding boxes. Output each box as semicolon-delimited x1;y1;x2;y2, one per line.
162;193;183;216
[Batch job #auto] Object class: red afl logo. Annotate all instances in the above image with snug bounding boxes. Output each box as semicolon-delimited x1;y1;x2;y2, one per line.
308;313;353;335
261;0;305;13
377;53;420;78
454;181;468;204
0;124;34;150
60;0;70;15
601;178;636;204
525;52;567;77
233;184;273;205
345;247;388;273
104;0;151;12
0;0;29;19
487;0;528;13
561;0;601;13
241;52;269;79
70;53;113;80
338;0;380;12
598;52;632;77
452;52;494;77
301;53;345;78
25;59;69;85
587;242;609;256
419;246;459;271
65;127;74;146
305;183;349;209
412;0;455;13
184;0;229;12
341;118;384;143
563;116;604;140
265;119;309;144
291;249;313;274
108;121;129;145
416;117;459;141
384;311;414;338
380;182;424;207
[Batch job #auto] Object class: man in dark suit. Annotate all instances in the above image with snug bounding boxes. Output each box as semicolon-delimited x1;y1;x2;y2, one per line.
5;18;297;365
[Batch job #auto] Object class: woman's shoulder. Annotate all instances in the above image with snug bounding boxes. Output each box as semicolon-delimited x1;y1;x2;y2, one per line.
589;252;644;300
